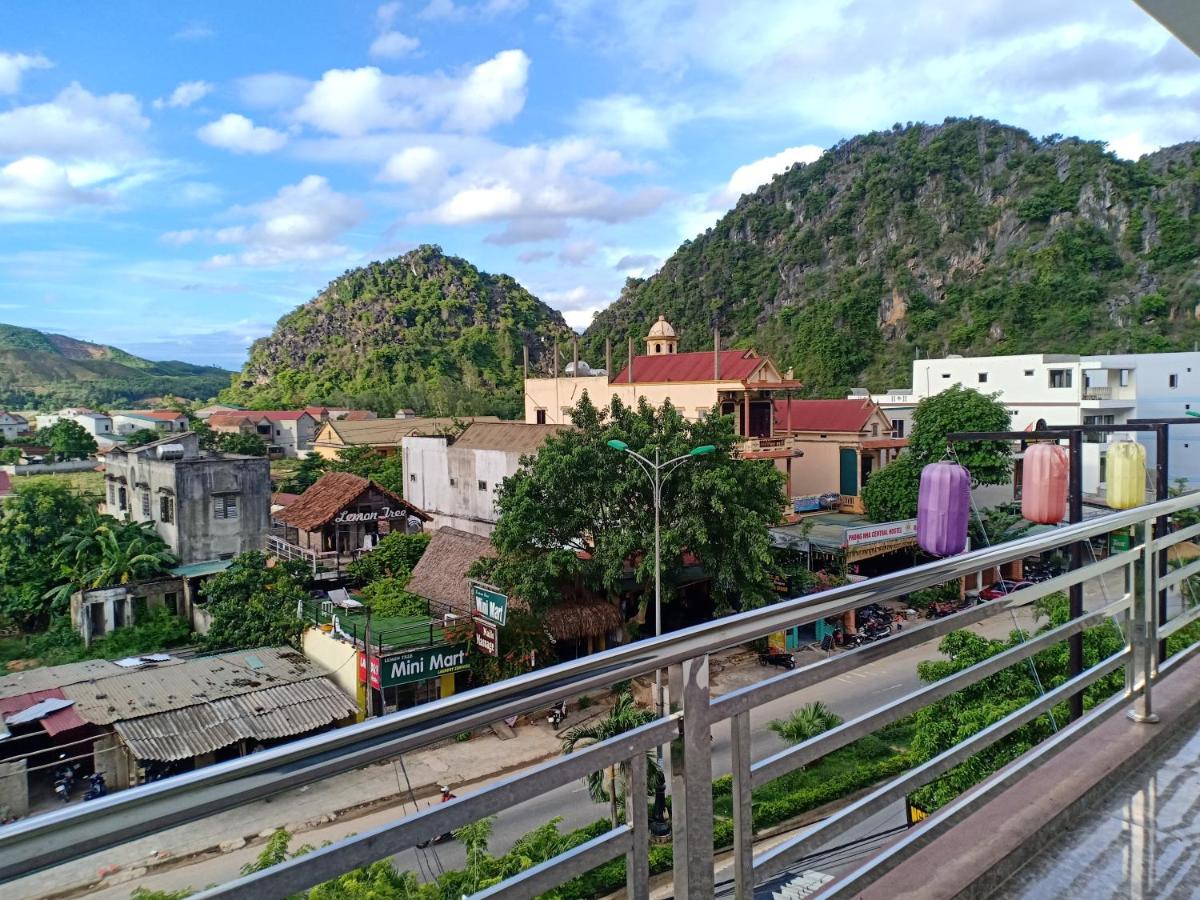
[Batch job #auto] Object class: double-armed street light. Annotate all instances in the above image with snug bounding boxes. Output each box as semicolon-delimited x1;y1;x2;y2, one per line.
607;439;715;836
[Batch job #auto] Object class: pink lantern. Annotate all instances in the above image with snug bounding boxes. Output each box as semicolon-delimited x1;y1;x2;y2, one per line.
918;462;971;556
1021;443;1069;525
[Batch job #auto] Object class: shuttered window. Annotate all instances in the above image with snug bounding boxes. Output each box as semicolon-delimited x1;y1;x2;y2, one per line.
214;494;240;520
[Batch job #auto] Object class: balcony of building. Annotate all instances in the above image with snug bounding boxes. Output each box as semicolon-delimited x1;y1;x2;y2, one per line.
4;491;1199;899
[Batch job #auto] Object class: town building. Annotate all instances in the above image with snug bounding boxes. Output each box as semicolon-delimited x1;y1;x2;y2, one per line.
103;432;271;565
402;421;566;536
0;648;355;814
303;406;376;422
270;471;430;573
70;576;187;644
205;411;318;457
0;411;29;440
773;399;901;513
311;416;501;461
193;404;245;421
862;351;1200;493
110;410;190;435
38;408;114;439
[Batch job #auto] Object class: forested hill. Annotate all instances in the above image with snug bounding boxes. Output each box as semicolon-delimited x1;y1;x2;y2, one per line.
0;324;231;409
583;118;1200;396
222;245;571;417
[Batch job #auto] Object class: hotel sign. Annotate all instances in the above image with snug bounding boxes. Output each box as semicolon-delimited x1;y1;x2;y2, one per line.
842;519;917;548
334;507;411;525
362;644;471;689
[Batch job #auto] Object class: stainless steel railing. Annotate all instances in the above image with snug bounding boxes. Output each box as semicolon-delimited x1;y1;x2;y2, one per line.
3;492;1200;898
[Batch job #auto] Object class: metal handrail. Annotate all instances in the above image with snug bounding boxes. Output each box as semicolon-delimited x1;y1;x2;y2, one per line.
2;492;1199;893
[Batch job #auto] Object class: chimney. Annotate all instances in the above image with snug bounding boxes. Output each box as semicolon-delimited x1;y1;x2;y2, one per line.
628;336;634;386
523;344;529;379
605;338;612;382
572;336;579;377
714;327;721;380
553;338;559;378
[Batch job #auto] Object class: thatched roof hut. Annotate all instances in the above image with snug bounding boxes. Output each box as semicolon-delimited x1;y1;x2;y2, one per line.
406;527;623;644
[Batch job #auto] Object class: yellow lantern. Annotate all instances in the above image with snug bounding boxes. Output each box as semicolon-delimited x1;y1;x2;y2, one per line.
1107;440;1146;510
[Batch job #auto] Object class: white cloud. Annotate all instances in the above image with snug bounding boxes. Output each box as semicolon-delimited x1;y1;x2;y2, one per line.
1107;131;1156;160
0;83;148;159
378;145;444;183
153;80;213;110
419;0;463;20
0;156;106;215
540;285;610;330
709;145;823;208
370;31;420;59
172;23;215;41
557;239;598;266
294;50;530;137
236;73;311;109
197;114;288;154
433;184;523;223
0;52;51;94
165;175;367;267
484;218;570;244
376;1;403;28
419;0;526;19
574;95;677;149
614;252;660;276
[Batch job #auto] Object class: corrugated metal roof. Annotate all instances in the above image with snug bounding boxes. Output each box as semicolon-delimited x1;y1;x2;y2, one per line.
319;416;502;447
0;659;160;700
452;422;568;453
113;679;357;761
61;648;334;724
610;350;764;384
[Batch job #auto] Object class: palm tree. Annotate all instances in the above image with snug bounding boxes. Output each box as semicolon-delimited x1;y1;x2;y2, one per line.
45;518;177;610
768;701;843;745
560;693;663;822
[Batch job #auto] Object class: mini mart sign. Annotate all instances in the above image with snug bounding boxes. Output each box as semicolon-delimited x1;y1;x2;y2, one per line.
471;582;508;626
361;644;470;689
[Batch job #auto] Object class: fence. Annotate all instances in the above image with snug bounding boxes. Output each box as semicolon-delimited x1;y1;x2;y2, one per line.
2;493;1200;898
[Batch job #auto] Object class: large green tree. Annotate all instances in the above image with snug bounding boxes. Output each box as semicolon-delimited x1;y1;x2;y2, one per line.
0;479;91;626
46;517;177;609
863;385;1012;521
201;552;309;649
486;393;786;615
36;419;98;461
328;445;405;494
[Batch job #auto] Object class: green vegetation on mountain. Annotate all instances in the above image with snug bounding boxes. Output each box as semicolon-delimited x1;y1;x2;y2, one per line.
0;323;231;408
222;245;570;418
584;118;1200;396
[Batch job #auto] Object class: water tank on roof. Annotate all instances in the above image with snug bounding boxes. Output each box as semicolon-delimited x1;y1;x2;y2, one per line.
156;444;185;460
565;360;593;376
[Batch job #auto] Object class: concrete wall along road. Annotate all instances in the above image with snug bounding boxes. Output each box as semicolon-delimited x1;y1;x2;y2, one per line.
301;628;361;714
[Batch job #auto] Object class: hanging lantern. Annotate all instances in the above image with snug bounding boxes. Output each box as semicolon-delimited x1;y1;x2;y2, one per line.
918;462;971;556
1021;443;1069;525
1107;440;1146;510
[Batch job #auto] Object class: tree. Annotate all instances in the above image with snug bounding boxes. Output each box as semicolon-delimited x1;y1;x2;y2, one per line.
217;432;268;457
863;386;1011;521
123;428;162;448
36;419;98;461
359;578;426;618
346;530;430;584
0;446;19;464
0;479;90;626
46;518;176;609
329;445;405;494
201;552;309;649
277;454;329;493
768;701;843;745
488;393;786;615
560;693;662;819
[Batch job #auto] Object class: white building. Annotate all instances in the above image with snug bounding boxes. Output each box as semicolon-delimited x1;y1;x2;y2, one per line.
402;421;565;536
38;408;114;439
0;412;28;441
861;352;1200;494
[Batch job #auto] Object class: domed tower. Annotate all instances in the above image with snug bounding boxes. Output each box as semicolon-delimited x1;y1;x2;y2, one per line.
645;315;678;355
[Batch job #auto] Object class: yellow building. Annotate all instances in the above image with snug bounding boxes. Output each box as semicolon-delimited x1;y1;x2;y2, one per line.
311;416;501;460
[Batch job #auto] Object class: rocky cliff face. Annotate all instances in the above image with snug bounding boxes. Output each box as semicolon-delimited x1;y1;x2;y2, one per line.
224;245;570;417
584;118;1200;395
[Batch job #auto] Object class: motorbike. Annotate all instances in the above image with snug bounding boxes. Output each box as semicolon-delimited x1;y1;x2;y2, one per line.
419;787;457;847
52;757;80;803
83;772;107;801
758;650;796;670
925;596;976;619
547;699;568;729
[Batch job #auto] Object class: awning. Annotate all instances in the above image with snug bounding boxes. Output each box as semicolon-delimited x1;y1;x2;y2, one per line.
113;679;357;762
170;559;235;578
0;689;89;735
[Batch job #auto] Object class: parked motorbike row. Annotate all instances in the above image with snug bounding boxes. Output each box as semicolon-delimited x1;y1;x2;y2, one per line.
52;755;106;803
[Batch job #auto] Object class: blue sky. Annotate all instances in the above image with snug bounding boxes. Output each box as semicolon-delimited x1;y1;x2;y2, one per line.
0;0;1196;370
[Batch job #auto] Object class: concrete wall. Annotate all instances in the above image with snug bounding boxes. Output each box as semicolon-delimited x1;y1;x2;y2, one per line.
301;627;361;706
403;436;523;535
71;577;186;641
523;375;761;425
0;759;28;819
2;459;99;476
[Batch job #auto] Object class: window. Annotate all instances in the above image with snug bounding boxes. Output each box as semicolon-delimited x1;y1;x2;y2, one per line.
141;493;151;518
164;592;178;616
478;480;488;491
1084;414;1114;426
1048;369;1072;388
107;482;116;505
160;495;174;524
535;408;547;425
893;420;905;438
871;424;879;436
978;372;988;383
1024;369;1035;377
1119;369;1130;387
449;477;456;486
213;494;239;520
118;486;127;510
409;472;417;482
1169;374;1179;389
941;373;951;379
696;408;709;420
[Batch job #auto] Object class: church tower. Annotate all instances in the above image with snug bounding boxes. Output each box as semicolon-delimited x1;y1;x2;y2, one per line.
645;315;678;355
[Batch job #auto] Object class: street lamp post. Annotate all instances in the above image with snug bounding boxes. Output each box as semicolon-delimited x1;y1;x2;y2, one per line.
607;439;715;836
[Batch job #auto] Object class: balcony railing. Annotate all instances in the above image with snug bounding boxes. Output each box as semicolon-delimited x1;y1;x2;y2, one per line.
3;493;1200;897
267;534;354;574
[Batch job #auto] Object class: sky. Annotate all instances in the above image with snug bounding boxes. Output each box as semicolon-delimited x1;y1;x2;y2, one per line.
0;0;1197;370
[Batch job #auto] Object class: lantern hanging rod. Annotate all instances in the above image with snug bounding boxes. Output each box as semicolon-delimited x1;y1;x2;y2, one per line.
946;424;1162;442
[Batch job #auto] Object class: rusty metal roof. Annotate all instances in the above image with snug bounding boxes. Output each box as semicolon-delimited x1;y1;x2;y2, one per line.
451;422;568;453
112;679;357;761
0;658;181;700
60;648;331;725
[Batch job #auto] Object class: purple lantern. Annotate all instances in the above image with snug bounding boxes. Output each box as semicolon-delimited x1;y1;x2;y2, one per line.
917;461;971;556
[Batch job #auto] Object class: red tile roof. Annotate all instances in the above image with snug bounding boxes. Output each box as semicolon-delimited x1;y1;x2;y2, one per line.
257;411;315;422
138;410;188;421
610;350;763;384
772;399;880;433
272;492;301;507
274;471;430;532
207;413;253;428
338;410;376;421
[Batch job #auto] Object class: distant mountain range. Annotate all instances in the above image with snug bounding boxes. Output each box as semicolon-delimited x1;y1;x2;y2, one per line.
0;324;232;410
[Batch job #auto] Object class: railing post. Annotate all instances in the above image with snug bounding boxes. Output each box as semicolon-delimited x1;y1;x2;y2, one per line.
1129;516;1160;724
670;655;714;899
731;711;753;900
625;753;650;900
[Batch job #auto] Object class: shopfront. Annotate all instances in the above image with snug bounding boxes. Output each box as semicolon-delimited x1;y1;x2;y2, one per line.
359;643;471;713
